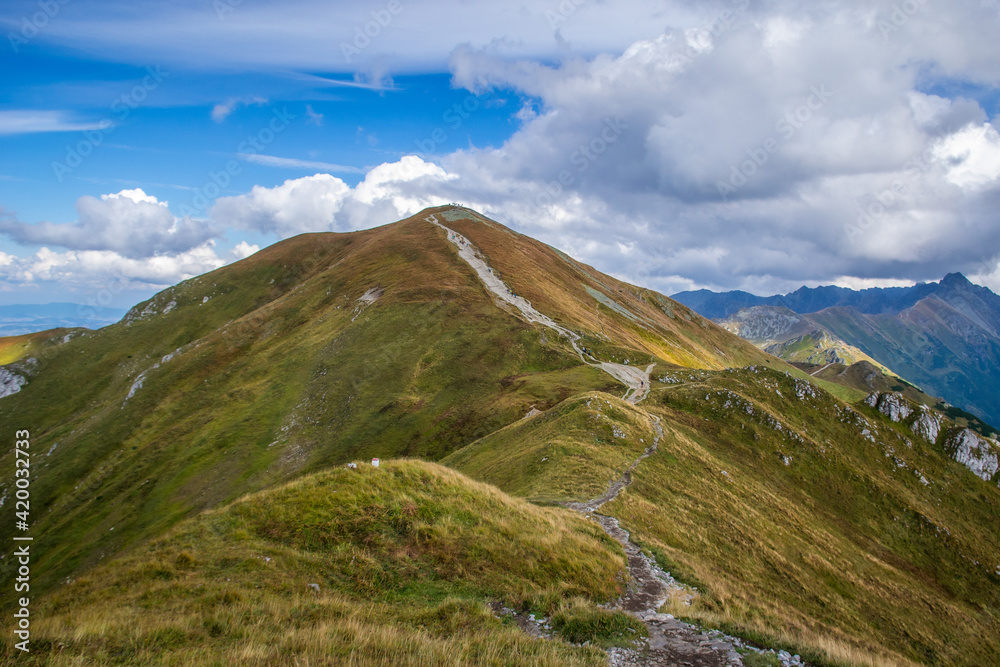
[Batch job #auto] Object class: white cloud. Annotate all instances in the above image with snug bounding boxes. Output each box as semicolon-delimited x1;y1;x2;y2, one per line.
211;97;268;122
6;1;1000;297
932;122;1000;189
0;242;232;292
104;188;164;205
425;6;1000;293
0;110;109;135
211;156;454;237
238;153;363;173
0;189;219;258
231;241;259;260
211;174;353;237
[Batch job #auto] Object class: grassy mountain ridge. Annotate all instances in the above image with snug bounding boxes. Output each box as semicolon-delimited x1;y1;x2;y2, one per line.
451;365;1000;665
1;206;998;665
0;206;767;605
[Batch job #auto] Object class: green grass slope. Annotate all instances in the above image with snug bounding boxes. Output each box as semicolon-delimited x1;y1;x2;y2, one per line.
454;366;1000;666
812;302;1000;428
443;392;657;503
0;206;767;606
1;460;640;666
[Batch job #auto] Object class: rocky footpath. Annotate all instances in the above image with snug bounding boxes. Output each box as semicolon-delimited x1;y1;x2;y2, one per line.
563;419;805;666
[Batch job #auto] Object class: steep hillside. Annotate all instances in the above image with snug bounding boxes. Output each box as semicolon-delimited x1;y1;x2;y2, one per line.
452;366;1000;666
3;460;636;665
810;297;1000;428
0;206;774;606
442;392;658;503
717;306;885;367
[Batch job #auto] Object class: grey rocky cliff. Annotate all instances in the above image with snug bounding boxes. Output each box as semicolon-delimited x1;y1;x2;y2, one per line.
946;429;999;482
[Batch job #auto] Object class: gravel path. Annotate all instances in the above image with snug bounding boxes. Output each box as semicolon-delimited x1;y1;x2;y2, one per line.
428;214;652;404
567;419;745;666
431;213;772;666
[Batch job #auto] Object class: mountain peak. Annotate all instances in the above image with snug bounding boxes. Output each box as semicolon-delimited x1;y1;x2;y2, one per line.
941;272;971;287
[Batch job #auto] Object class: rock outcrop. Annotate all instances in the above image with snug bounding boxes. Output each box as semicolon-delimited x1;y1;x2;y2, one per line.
864;392;913;422
946;429;999;482
911;408;942;443
0;368;26;399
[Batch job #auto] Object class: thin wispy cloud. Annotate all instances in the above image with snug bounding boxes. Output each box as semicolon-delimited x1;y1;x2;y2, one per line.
0;110;110;135
211;96;268;122
238;153;364;173
294;73;399;92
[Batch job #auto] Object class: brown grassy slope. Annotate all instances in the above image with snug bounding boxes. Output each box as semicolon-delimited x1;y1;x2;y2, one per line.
434;206;776;369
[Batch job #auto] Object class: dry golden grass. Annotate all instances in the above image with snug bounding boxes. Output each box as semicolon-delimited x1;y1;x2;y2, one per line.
1;460;627;666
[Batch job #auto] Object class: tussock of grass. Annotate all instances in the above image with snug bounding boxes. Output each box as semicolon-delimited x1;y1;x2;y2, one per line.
550;597;646;648
1;460;625;665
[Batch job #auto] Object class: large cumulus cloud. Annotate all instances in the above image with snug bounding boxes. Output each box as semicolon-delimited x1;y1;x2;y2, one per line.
3;1;1000;298
0;189;219;258
429;1;1000;293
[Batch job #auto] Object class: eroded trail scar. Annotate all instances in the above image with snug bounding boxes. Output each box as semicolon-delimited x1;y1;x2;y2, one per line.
428;214;652;404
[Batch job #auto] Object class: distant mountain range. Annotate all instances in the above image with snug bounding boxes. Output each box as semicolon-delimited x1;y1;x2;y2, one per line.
674;273;1000;427
0;302;125;335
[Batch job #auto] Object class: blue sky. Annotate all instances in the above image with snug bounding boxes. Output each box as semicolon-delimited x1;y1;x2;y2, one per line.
1;0;999;313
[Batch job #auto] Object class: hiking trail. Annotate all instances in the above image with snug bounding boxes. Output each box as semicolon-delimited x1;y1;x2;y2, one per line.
428;214;652;404
430;213;789;666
